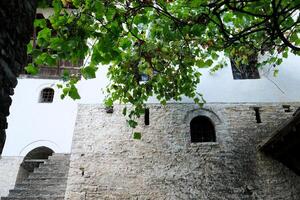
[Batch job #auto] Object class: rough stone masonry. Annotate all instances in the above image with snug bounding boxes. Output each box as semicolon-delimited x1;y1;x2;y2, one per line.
65;103;300;200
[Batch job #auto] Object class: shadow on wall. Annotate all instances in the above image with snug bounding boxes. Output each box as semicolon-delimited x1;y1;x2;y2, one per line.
0;132;6;156
15;146;54;184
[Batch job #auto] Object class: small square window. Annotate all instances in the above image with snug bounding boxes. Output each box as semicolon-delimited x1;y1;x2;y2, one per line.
40;88;54;103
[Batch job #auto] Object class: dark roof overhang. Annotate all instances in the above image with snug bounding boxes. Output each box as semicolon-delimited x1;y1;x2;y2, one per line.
258;108;300;175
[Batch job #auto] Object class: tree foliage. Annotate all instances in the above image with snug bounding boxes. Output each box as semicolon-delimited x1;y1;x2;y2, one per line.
29;0;300;128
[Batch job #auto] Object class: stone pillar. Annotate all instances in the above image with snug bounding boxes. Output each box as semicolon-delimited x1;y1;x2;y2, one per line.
0;0;37;154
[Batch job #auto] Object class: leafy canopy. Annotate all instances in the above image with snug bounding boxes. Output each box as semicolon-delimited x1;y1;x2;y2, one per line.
29;0;300;128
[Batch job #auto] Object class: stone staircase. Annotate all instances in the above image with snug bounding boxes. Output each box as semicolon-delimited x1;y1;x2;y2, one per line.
1;154;70;200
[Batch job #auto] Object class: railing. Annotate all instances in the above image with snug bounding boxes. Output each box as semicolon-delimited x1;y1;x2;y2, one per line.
21;60;82;79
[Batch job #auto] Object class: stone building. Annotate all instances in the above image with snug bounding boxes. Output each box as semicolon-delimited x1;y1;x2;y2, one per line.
0;1;300;200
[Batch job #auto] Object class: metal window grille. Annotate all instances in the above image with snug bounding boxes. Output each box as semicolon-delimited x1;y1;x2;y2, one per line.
190;116;216;143
40;88;54;103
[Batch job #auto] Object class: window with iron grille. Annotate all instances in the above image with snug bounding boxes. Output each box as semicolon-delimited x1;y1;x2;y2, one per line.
190;116;216;143
40;88;54;103
230;54;260;79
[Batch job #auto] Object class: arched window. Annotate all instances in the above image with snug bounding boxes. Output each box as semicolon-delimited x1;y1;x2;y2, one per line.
40;88;54;103
190;116;216;143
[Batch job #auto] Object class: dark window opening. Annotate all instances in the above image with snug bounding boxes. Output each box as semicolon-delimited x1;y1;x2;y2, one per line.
40;88;54;103
254;107;262;123
144;108;150;125
190;116;216;143
283;105;292;112
230;54;260;79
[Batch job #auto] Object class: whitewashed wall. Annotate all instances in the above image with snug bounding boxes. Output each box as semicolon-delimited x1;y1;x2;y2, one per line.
2;53;300;156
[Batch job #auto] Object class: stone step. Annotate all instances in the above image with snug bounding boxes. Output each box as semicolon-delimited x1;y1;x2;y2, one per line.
43;161;70;166
14;183;66;191
1;153;70;200
22;177;67;185
28;172;67;179
36;164;69;172
1;195;64;200
48;153;70;159
39;162;70;167
46;156;70;162
33;167;68;173
43;158;70;164
8;188;66;197
31;167;68;174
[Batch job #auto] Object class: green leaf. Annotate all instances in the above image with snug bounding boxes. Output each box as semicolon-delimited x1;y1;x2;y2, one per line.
69;85;81;100
128;119;138;128
25;63;38;75
62;69;70;81
105;98;113;107
206;59;213;66
94;1;104;18
211;52;219;60
133;132;141;140
120;39;132;50
273;69;279;77
276;58;283;65
57;84;63;89
223;12;233;23
27;42;33;54
37;28;51;45
52;0;63;14
34;19;47;29
106;7;116;21
81;66;98;79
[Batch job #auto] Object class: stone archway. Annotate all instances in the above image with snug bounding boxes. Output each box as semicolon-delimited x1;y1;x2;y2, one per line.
15;146;54;184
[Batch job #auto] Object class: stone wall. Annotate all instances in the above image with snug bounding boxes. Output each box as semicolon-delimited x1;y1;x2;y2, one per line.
0;0;36;154
65;103;300;200
0;156;23;197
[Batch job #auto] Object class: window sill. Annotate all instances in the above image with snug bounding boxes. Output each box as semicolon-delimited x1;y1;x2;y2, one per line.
189;142;219;147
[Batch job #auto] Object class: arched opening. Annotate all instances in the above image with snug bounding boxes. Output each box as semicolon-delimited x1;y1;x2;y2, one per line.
0;131;6;155
15;146;54;184
190;116;216;143
39;88;54;103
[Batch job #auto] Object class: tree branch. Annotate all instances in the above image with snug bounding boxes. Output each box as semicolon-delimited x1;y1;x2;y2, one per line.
272;0;300;51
